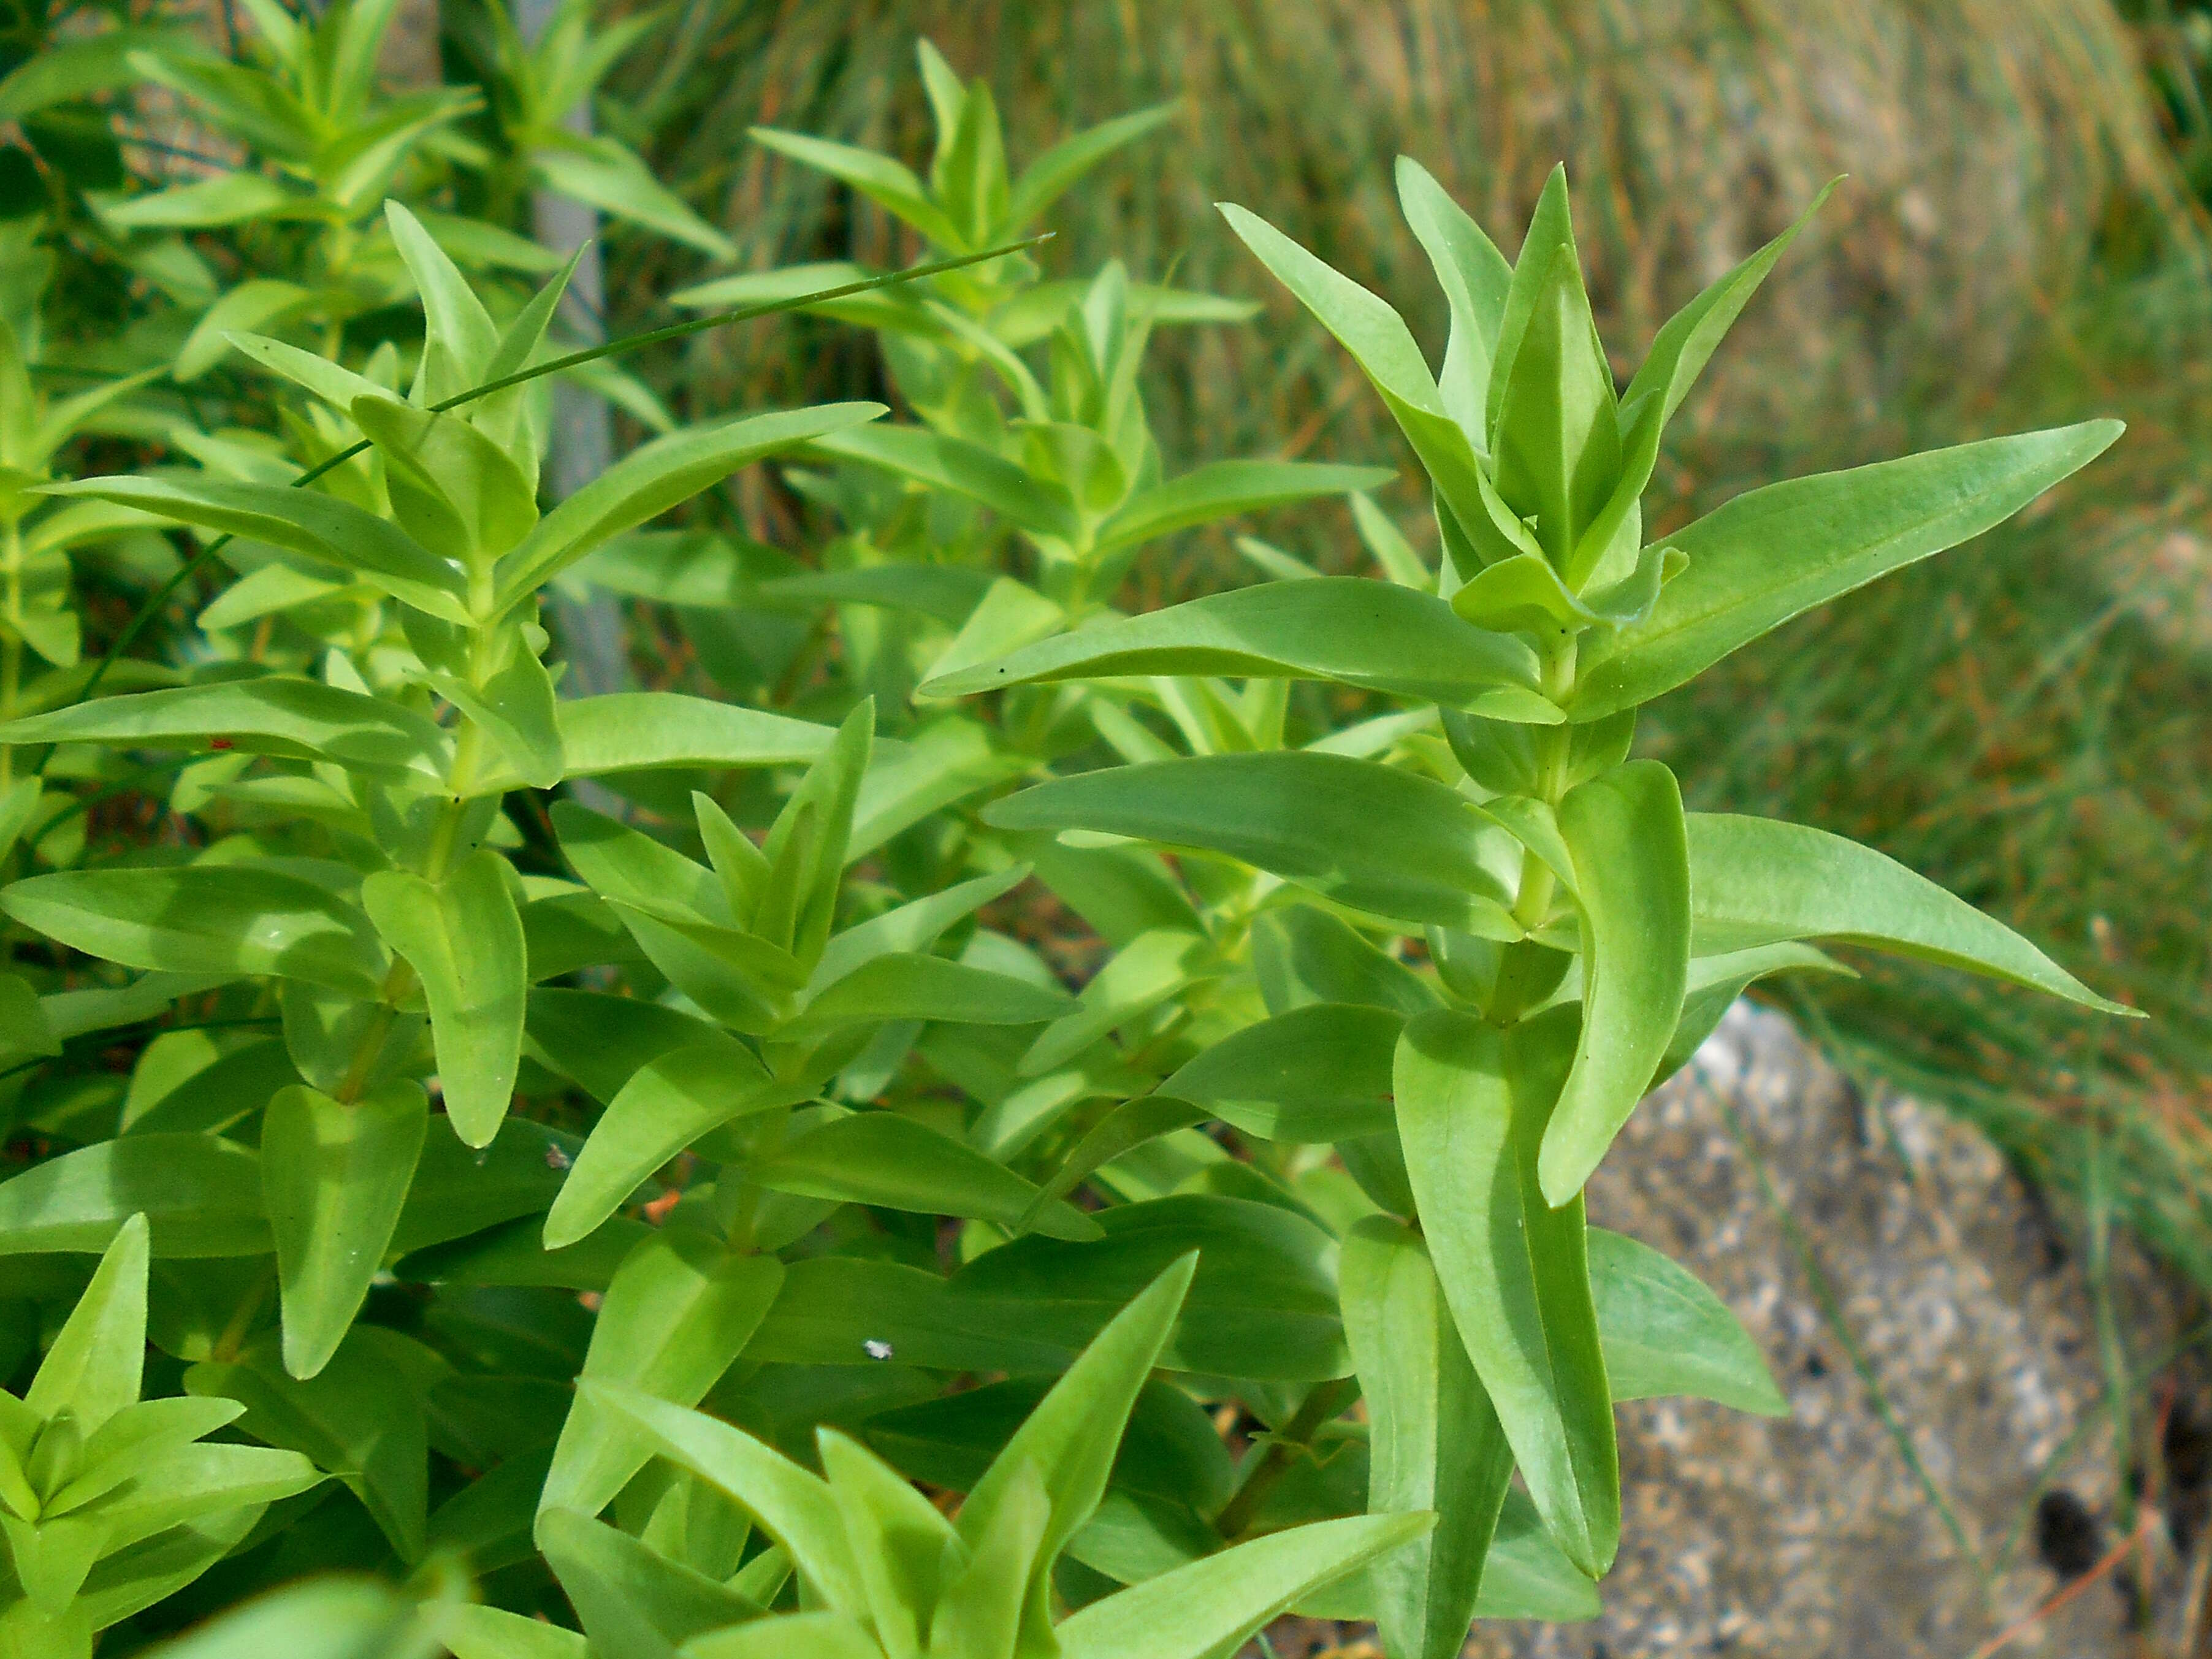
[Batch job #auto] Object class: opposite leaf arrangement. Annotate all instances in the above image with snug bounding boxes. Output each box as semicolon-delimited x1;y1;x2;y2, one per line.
0;29;2130;1659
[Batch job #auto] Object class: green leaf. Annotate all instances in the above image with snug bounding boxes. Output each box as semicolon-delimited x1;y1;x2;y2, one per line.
948;1196;1346;1380
0;1136;271;1257
541;1230;784;1521
1573;182;1834;587
351;395;538;568
543;1041;797;1249
1217;204;1491;553
1685;812;2131;1013
1020;928;1213;1078
361;850;527;1146
386;201;497;391
931;1465;1049;1658
818;1429;959;1659
1653;942;1849;1085
1058;1512;1432;1659
262;1081;427;1380
1162;1003;1400;1142
1006;104;1175;227
1489;243;1619;569
186;1327;430;1562
470;693;834;793
810;868;1028;991
4;864;386;996
1540;761;1691;1203
1589;1228;1784;1416
1340;1219;1513;1659
1021;1096;1210;1226
749;1112;1102;1242
920;578;1548;715
26;1214;148;1434
790;953;1072;1039
810;425;1077;542
1573;422;2126;719
984;752;1522;936
1395;157;1513;436
538;1506;763;1659
1097;461;1393;554
45;476;472;623
1395;1007;1617;1576
533;141;737;262
134;1576;435;1659
437;1604;590;1659
581;1381;864;1614
681;1613;880;1659
386;1117;576;1256
495;405;886;608
0;679;449;781
957;1257;1194;1653
748;128;964;248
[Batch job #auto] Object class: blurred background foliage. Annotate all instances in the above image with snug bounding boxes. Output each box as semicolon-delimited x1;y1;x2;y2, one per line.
574;0;2212;1286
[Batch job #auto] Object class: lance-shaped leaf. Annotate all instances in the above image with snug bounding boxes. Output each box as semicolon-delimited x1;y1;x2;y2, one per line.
787;952;1072;1039
494;403;886;608
1341;1218;1515;1659
1397;157;1513;436
351;395;538;567
748;1112;1102;1242
539;1508;765;1658
1218;204;1490;546
466;693;834;793
1161;1002;1401;1142
1539;761;1691;1203
1485;165;1576;440
1684;812;2132;1013
582;1381;866;1614
1095;460;1393;554
26;1213;149;1433
985;752;1522;937
1569;182;1834;587
1572;421;2124;719
3;866;387;996
749;126;965;247
921;578;1549;717
1007;102;1175;226
543;1041;803;1250
810;424;1077;541
1020;928;1215;1078
958;1255;1196;1653
0;1135;270;1257
541;1230;784;1521
0;679;450;781
1589;1229;1785;1415
362;850;527;1146
45;476;473;622
187;1327;431;1562
1395;1007;1618;1576
262;1081;428;1380
1489;243;1619;570
1058;1512;1432;1659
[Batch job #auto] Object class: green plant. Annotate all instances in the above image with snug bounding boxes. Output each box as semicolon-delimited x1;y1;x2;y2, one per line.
917;161;2129;1646
0;15;2144;1658
0;1217;319;1655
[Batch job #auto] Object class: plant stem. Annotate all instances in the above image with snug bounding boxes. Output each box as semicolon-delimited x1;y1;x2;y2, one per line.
1211;1377;1358;1540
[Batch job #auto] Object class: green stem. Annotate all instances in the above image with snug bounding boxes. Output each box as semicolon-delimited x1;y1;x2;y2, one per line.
1;514;21;790
1211;1378;1358;1540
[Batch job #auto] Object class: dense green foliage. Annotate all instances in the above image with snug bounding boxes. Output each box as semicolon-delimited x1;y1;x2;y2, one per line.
0;15;2135;1657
